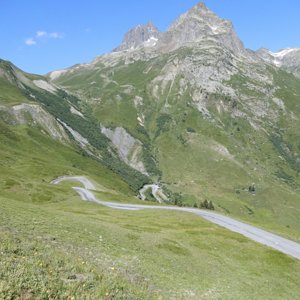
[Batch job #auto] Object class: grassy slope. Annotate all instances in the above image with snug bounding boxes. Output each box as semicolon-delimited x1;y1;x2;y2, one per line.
0;123;134;203
1;117;299;299
54;57;300;242
0;77;30;106
0;60;151;193
1;192;300;299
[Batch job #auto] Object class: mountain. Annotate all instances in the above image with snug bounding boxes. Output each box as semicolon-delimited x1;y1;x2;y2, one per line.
47;2;300;241
112;3;247;56
113;22;161;52
257;47;300;77
2;2;300;298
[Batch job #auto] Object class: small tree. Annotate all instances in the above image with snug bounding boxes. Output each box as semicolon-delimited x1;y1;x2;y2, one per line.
208;200;214;210
174;193;183;207
248;184;256;193
200;199;214;210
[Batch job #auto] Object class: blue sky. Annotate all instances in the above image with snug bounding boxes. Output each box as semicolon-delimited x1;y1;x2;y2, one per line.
1;0;299;74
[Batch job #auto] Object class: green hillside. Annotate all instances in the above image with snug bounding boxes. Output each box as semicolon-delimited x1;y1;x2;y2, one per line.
52;51;300;242
1;74;299;299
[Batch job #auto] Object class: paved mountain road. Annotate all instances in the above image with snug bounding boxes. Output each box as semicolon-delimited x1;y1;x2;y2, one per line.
51;176;300;260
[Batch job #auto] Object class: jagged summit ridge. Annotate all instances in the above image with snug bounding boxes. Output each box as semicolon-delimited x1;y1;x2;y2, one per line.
256;48;300;66
113;2;247;57
49;2;300;81
256;47;300;76
113;22;160;52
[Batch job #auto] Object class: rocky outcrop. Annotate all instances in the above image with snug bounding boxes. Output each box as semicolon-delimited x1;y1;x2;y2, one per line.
33;80;57;94
101;126;147;174
0;103;69;143
59;120;89;147
139;184;168;203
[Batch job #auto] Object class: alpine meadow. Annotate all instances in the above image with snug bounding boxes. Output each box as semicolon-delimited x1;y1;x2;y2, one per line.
1;2;300;299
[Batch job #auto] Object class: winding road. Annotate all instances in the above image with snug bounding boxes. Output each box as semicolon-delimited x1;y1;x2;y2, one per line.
51;176;300;260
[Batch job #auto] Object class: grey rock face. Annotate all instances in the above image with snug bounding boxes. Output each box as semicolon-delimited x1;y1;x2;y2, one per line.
113;22;161;52
157;2;246;56
256;48;274;63
101;126;148;175
278;49;300;76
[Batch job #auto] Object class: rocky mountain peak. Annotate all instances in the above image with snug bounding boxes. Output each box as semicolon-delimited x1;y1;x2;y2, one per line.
189;2;220;18
156;2;246;56
113;22;161;52
167;2;232;33
111;3;249;57
193;2;209;10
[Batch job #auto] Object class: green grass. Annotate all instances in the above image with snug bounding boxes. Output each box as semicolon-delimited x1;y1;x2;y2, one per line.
0;77;30;105
0;124;134;201
155;128;300;242
1;191;300;299
0;108;299;299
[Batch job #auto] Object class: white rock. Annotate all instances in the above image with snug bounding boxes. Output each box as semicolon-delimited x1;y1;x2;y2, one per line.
33;80;57;94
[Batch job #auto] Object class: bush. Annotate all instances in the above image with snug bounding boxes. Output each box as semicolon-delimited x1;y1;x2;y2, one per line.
200;199;214;210
186;127;196;133
248;184;256;193
208;201;214;210
174;194;183;207
155;114;172;137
